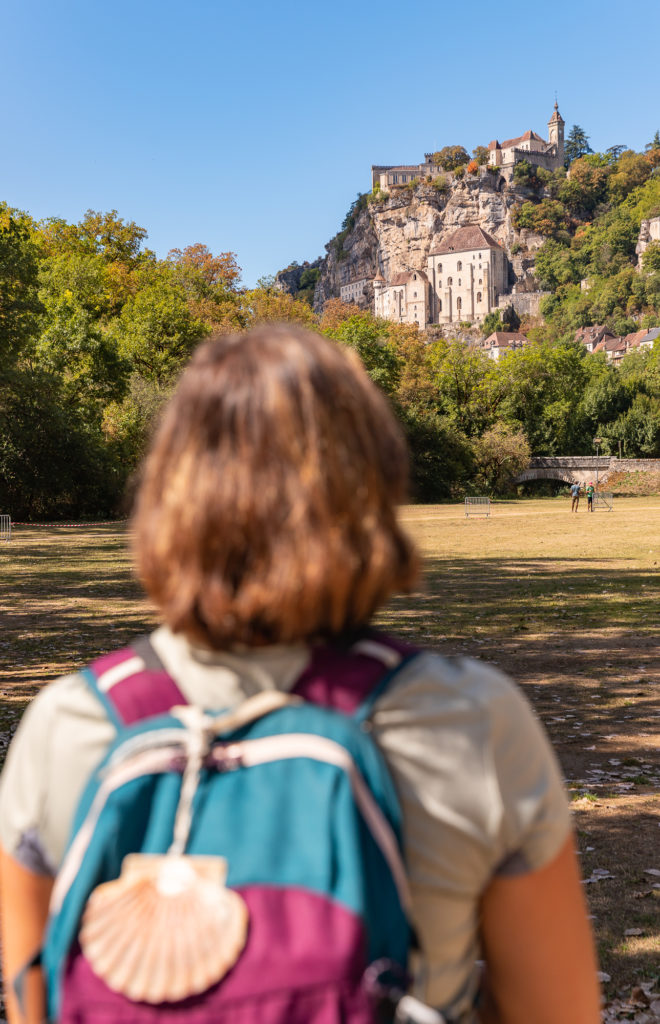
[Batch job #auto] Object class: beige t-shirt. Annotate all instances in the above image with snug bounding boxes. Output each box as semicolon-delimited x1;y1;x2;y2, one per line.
0;628;570;1019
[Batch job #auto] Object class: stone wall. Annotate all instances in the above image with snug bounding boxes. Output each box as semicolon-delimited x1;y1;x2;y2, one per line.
497;291;549;318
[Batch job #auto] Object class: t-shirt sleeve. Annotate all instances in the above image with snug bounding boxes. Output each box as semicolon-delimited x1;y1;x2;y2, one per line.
476;660;572;875
0;674;116;875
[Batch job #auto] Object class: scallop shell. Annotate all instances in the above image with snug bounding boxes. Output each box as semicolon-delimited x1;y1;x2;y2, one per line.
80;854;249;1003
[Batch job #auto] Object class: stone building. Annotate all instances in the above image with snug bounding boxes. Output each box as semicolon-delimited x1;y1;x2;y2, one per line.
371;154;442;191
426;225;508;325
488;103;565;173
339;278;371;305
480;331;528;361
373;270;429;326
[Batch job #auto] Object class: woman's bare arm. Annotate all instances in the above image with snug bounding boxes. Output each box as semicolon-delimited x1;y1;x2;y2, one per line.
0;846;53;1024
478;834;600;1024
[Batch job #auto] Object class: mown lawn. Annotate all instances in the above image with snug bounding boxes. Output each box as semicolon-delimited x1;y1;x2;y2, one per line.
1;498;658;1006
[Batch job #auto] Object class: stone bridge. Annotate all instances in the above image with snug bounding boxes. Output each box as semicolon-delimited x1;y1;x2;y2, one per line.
514;457;660;485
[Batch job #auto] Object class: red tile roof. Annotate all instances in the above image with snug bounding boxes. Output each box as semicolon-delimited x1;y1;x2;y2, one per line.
429;225;503;256
624;329;649;348
500;129;546;149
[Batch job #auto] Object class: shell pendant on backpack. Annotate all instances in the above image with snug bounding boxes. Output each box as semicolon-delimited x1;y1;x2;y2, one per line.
80;853;249;1003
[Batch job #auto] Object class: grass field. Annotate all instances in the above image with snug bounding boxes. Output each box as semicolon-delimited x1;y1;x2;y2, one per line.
1;497;659;1011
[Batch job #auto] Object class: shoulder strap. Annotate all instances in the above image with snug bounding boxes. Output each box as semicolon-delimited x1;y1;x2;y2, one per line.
83;635;188;729
292;630;420;720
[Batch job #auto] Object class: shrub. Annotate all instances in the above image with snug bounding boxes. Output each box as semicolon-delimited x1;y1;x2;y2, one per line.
432;175;449;193
454;166;466;179
466;160;479;175
510;242;522;255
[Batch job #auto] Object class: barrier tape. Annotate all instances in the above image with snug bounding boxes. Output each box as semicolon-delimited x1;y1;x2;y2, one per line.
10;520;129;528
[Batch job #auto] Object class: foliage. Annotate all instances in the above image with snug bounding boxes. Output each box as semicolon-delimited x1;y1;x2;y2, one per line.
565;125;593;164
0;203;42;369
466;160;479;175
473;422;531;493
512;160;541;189
642;241;660;273
431;176;449;193
331;193;369;257
483;311;505;335
472;146;489;166
513;199;570;238
431;146;470;171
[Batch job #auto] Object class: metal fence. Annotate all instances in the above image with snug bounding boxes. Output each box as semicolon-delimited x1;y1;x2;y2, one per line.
593;492;613;511
0;515;11;542
465;497;491;517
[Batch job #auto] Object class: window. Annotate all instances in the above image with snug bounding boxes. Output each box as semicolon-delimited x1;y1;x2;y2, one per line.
447;277;453;285
457;297;462;310
437;280;442;289
438;299;442;312
477;292;482;302
437;263;442;272
413;291;417;297
457;261;462;271
479;278;482;285
413;274;417;280
458;279;461;286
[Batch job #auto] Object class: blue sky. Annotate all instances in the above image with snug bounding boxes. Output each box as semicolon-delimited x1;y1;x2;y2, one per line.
3;0;659;286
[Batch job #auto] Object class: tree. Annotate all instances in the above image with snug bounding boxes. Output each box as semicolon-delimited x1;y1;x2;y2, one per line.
472;146;489;166
111;279;208;384
643;241;660;274
483;311;505;335
431;146;470;171
40;210;151;265
607;151;653;202
605;145;627;163
513;160;539;188
0;203;42;368
326;314;401;396
645;131;660;152
473;422;531;493
564;125;593;165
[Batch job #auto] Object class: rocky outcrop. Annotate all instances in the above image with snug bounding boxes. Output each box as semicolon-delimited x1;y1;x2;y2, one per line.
636;217;660;267
274;258;323;295
311;170;546;313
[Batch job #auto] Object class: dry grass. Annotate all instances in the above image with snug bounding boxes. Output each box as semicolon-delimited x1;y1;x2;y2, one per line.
0;499;659;1001
376;496;660;997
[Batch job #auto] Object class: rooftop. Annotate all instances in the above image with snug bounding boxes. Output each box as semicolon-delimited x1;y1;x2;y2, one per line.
429;225;503;256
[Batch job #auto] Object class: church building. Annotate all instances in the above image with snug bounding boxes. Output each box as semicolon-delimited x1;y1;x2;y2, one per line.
488;102;565;173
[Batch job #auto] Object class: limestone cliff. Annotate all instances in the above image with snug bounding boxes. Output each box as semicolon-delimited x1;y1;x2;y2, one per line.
311;171;547;314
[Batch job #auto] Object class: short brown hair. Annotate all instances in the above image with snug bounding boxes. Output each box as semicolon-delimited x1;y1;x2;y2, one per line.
132;325;418;648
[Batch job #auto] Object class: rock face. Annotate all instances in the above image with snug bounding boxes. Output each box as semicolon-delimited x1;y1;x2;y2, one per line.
274;257;323;295
310;171;546;314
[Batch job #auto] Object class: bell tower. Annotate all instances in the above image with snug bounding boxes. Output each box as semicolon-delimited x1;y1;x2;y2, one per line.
547;101;565;166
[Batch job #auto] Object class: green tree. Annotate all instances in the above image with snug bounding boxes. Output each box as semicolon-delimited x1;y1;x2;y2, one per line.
482;311;505;335
473;422;531;493
0;203;42;368
326;314;401;395
472;146;489;166
642;241;660;274
111;279;208;384
645;131;660;152
564;125;593;165
431;146;470;171
605;145;627;163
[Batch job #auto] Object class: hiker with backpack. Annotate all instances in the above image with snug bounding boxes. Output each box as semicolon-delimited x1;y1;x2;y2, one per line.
0;325;600;1024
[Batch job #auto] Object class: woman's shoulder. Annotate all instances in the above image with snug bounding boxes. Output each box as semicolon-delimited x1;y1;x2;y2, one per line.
376;645;529;722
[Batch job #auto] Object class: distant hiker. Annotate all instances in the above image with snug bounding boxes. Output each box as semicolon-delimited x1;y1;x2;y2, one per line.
0;326;601;1024
570;481;581;512
586;481;595;512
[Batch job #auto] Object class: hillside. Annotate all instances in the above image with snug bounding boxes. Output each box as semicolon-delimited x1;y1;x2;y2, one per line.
313;170;547;315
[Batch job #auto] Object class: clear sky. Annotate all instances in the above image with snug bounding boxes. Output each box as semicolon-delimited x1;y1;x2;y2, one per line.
3;0;659;286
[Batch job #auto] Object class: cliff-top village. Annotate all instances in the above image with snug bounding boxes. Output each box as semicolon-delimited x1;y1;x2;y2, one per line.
341;103;567;330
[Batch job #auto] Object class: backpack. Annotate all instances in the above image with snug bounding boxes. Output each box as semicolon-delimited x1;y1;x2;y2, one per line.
41;632;445;1024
